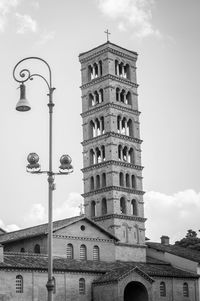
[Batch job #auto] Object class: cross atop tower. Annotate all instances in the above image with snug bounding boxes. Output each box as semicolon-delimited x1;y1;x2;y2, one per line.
104;29;111;42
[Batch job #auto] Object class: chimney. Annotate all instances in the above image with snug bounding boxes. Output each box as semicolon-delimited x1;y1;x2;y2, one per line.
0;244;3;262
161;235;170;246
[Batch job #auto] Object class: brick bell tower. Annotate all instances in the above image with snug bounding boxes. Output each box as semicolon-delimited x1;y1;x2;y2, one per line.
79;41;146;262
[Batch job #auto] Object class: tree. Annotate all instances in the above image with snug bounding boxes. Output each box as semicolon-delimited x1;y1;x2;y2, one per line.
175;229;200;251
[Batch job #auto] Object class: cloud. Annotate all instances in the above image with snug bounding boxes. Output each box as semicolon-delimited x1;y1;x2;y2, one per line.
144;189;200;243
36;30;55;46
26;203;46;223
0;219;20;232
54;192;83;220
15;12;37;34
0;0;21;32
97;0;161;38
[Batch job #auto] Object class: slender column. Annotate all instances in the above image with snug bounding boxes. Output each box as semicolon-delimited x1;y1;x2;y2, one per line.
99;91;102;103
94;120;98;137
125;120;128;135
119;118;122;134
117;64;120;76
122;65;125;78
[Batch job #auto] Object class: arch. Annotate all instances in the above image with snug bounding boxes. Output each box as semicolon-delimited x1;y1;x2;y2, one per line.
128;148;134;164
120;197;126;214
131;175;136;189
94;90;99;105
88;93;94;107
34;244;40;254
93;245;100;261
120;89;126;103
131;199;137;216
126;173;130;187
124;63;130;79
99;89;104;102
90;176;94;190
118;144;122;160
79;278;86;295
91;200;96;217
101;145;105;161
124;281;148;301
160;281;166;297
119;172;124;186
102;198;107;215
66;243;74;259
123;146;128;161
96;175;100;189
20;247;25;253
115;60;119;75
93;63;98;78
183;282;189;297
99;60;103;76
100;116;105;134
89;120;95;138
102;173;106;187
127;119;133;137
116;87;120;101
80;244;87;260
126;91;132;105
95;147;101;163
90;149;95;165
88;65;93;81
16;275;23;293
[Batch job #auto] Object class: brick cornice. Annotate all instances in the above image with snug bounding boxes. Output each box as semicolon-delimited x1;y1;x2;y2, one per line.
80;74;138;90
79;42;137;63
93;214;146;223
82;186;145;198
81;160;144;173
82;132;142;146
81;103;140;118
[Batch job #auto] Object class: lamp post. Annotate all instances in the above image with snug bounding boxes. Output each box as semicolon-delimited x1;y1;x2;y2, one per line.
13;57;73;301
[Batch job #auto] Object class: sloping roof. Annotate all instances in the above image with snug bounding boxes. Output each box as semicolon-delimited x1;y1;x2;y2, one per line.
0;215;118;244
1;253;196;283
147;242;200;264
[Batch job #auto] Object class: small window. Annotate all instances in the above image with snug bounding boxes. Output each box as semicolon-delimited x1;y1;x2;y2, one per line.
16;275;23;293
183;282;189;297
66;243;74;259
93;246;100;261
160;281;166;297
79;278;86;295
80;244;87;260
20;247;25;253
80;225;85;231
34;244;40;254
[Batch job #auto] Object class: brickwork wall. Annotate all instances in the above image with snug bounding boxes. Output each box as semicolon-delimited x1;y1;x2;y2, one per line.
3;236;47;254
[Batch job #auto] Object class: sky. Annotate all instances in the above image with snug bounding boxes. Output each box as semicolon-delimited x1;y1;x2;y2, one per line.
0;0;199;243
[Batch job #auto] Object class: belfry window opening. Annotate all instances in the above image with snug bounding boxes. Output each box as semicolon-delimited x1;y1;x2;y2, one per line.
88;60;103;81
89;89;104;107
115;60;130;79
89;117;105;138
120;197;126;214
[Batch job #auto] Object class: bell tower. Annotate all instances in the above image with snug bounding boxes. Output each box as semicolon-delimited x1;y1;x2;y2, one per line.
79;41;146;262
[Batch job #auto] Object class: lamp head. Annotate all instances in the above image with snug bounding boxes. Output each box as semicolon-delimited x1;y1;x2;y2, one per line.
16;83;31;112
26;152;40;172
59;154;73;173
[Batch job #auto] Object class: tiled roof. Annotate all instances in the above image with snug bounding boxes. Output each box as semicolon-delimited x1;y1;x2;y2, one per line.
147;242;200;263
0;253;198;282
0;215;118;244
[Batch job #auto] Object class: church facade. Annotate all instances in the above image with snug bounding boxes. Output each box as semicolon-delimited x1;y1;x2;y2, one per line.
0;41;199;301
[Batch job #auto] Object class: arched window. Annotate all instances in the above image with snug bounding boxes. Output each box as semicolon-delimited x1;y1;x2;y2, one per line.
120;89;126;103
120;197;126;214
34;244;40;254
90;176;94;190
66;243;74;259
118;145;122;160
89;120;95;138
115;60;119;75
93;245;100;261
91;200;96;217
79;278;86;295
127;119;133;137
126;174;130;187
116;88;120;101
126;91;131;105
102;198;107;215
183;282;189;297
128;148;134;164
124;64;130;79
80;245;87;260
89;93;94;107
20;247;25;253
131;175;136;189
16;275;23;293
96;175;100;189
99;89;104;102
99;60;102;76
90;149;95;165
102;173;106;187
123;146;128;161
88;65;93;81
160;281;166;297
131;199;137;216
119;172;124;186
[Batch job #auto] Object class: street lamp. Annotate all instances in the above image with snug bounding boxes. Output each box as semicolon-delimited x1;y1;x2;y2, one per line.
13;57;73;301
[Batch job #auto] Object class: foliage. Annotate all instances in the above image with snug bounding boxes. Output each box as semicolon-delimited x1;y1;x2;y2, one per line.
175;229;200;251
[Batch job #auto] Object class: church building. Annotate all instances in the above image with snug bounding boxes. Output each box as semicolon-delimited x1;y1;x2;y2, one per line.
0;41;199;301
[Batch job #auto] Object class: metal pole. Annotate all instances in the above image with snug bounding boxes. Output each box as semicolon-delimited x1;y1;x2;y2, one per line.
46;89;55;301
